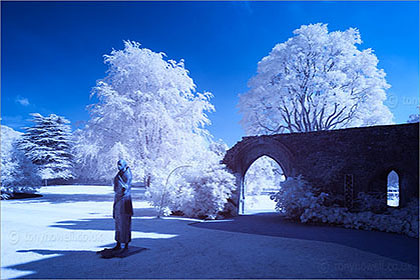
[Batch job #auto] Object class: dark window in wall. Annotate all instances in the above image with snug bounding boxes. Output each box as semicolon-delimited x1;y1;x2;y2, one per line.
387;170;399;207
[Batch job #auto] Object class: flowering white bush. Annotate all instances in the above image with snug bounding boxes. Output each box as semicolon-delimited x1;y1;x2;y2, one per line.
179;164;236;219
149;160;236;219
270;175;329;221
301;200;419;238
271;175;419;238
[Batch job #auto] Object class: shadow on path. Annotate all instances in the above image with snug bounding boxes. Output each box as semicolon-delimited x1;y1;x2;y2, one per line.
5;211;419;279
18;246;149;259
191;212;419;266
6;217;188;279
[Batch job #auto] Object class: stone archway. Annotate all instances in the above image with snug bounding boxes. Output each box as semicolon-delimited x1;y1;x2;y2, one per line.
241;155;285;214
223;123;419;215
222;136;295;214
369;164;417;208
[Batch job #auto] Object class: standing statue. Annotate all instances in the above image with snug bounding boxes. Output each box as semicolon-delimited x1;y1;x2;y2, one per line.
112;159;133;253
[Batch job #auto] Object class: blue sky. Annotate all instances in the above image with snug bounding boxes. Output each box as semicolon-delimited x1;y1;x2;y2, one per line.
1;1;419;147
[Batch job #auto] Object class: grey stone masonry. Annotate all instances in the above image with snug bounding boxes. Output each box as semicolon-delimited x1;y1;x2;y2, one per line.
223;123;419;214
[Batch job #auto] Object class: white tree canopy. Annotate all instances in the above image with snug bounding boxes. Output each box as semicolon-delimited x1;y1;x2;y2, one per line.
75;41;215;183
239;23;394;135
74;41;238;217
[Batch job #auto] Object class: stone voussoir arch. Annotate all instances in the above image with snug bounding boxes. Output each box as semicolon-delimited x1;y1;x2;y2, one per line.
222;123;419;216
222;135;295;214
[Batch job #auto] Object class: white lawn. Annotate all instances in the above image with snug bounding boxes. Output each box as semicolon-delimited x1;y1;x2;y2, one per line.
242;194;277;214
1;185;418;279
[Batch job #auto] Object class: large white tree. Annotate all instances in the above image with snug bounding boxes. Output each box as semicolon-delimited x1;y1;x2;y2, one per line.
74;41;215;184
75;41;236;217
239;23;393;135
19;113;74;185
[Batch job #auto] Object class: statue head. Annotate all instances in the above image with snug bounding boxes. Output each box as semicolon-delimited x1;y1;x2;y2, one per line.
117;159;127;171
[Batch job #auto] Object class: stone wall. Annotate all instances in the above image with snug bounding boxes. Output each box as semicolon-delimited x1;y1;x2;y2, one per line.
223;123;419;212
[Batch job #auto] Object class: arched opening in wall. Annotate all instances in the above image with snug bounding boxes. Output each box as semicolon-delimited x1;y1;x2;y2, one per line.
241;156;285;214
387;170;399;207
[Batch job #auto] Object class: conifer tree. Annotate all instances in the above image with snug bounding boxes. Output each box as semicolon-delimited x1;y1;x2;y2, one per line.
19;113;74;185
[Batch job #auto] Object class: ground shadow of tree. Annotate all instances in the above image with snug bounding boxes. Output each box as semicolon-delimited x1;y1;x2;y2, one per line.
6;216;283;279
6;217;210;279
191;213;419;267
5;212;419;279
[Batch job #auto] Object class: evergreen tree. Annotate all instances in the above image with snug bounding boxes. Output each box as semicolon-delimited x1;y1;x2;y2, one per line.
19;113;74;185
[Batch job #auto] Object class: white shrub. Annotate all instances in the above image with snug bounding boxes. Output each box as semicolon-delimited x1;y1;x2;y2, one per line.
270;175;329;221
149;160;236;219
182;164;236;219
271;175;419;238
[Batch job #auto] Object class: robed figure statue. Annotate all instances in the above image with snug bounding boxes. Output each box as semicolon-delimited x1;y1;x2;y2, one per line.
112;159;133;253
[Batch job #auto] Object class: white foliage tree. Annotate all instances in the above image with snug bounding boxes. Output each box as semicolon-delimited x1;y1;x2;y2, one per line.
1;125;41;196
75;41;214;184
239;23;393;135
74;41;236;217
208;139;229;157
19;113;74;185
